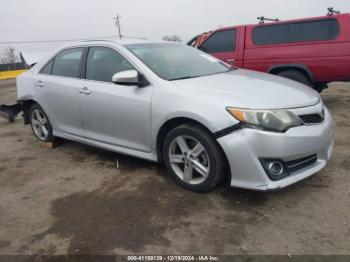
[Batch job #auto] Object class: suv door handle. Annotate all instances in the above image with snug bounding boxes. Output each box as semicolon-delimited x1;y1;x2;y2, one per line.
79;87;91;95
35;81;44;88
226;59;235;65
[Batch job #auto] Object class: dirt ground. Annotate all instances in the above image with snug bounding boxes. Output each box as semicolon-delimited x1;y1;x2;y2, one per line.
0;79;349;255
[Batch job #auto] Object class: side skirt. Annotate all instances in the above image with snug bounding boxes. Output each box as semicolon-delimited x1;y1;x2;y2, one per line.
53;131;158;163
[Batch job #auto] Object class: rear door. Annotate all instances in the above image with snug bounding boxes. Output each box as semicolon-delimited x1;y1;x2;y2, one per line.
198;28;238;67
34;47;85;137
78;46;153;152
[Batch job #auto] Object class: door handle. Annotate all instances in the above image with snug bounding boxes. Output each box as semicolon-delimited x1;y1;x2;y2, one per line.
35;81;44;88
79;87;91;95
226;59;235;65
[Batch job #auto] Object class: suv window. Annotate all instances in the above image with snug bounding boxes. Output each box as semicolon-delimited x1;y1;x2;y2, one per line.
86;47;135;83
200;29;236;53
52;48;84;78
40;60;54;75
253;19;340;45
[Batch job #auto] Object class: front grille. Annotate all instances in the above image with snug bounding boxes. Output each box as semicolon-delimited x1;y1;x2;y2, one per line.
298;114;324;124
286;154;318;173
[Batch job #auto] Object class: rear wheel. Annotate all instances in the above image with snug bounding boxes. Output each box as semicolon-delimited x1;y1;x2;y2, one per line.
163;124;226;192
29;104;54;142
313;83;327;93
277;70;312;86
277;70;324;93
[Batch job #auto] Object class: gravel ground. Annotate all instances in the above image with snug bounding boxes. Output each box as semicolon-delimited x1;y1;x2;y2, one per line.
0;79;349;255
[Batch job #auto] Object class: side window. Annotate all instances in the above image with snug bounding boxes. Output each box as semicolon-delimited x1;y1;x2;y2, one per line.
200;29;236;53
253;23;293;45
40;60;54;75
52;48;84;78
294;19;339;42
253;19;340;45
86;47;135;83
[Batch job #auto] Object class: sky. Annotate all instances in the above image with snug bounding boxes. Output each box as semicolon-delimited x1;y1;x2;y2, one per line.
1;0;350;55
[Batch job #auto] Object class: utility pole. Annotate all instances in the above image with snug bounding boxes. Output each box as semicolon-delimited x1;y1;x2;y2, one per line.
113;14;123;40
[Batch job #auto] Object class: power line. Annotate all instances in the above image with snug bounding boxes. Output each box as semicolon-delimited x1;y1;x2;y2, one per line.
0;34;147;45
0;35;117;44
1;14;148;45
112;14;147;40
113;14;123;40
124;35;148;40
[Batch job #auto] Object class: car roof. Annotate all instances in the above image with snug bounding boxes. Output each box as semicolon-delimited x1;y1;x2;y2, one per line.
60;39;170;48
211;13;349;32
36;39;180;66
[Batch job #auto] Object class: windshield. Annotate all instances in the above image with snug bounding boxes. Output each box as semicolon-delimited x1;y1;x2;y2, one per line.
125;43;231;81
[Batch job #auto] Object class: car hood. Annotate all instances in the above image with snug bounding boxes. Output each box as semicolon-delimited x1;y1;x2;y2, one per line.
171;69;320;109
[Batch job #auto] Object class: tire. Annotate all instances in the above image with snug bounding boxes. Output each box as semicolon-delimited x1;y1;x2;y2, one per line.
162;124;226;193
313;84;326;93
29;104;54;142
277;70;312;86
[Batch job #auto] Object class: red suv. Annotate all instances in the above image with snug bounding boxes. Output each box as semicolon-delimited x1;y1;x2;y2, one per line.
189;12;350;92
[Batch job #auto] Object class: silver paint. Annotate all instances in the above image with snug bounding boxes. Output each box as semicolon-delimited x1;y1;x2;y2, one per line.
17;40;334;191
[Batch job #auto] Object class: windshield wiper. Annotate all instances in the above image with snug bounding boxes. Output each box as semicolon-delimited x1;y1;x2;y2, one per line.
169;76;198;81
169;68;235;81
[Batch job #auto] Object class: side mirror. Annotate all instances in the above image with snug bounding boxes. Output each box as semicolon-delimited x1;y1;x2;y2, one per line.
112;70;149;87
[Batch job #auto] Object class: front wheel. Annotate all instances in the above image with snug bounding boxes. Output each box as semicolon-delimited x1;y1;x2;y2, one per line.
163;124;226;192
29;104;54;142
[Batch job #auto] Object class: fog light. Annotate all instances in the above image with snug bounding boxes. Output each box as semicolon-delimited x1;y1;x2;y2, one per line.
268;161;284;176
259;158;289;181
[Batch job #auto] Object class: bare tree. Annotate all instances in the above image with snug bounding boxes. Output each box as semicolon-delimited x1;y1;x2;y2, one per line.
1;46;19;66
162;35;182;43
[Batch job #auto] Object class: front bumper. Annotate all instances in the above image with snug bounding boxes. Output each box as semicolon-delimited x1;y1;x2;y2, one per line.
217;108;334;191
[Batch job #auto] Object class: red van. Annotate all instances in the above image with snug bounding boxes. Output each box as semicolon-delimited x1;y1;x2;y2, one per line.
189;12;350;92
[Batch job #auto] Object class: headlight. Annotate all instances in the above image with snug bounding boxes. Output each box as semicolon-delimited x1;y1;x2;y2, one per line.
227;107;303;132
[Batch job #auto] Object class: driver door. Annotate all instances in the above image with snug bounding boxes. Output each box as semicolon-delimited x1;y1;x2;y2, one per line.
78;46;153;152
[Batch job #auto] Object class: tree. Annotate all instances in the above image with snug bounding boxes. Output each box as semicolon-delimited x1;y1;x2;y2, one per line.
162;35;182;43
1;46;19;66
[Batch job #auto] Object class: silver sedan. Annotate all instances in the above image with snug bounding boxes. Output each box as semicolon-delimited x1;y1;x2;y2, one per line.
16;40;334;192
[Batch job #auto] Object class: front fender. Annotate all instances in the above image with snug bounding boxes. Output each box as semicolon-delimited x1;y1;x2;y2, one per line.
150;82;239;150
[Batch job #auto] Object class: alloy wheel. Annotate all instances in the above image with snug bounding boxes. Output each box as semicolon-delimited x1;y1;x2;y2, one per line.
31;109;49;140
168;135;210;185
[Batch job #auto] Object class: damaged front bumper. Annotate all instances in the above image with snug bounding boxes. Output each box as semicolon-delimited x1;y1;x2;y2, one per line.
0;103;23;122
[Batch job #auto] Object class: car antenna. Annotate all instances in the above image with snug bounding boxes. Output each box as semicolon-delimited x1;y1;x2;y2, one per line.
257;16;280;24
327;7;341;16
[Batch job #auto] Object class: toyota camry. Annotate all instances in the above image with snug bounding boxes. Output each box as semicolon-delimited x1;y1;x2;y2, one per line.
16;40;334;192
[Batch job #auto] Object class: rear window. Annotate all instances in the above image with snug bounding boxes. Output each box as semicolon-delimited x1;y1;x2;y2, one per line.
252;19;340;45
199;29;236;53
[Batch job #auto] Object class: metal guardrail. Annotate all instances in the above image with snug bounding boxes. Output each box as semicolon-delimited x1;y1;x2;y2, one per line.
0;69;27;80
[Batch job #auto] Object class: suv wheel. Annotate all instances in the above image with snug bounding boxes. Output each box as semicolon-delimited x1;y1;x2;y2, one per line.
277;70;314;87
163;124;226;192
29;104;54;142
